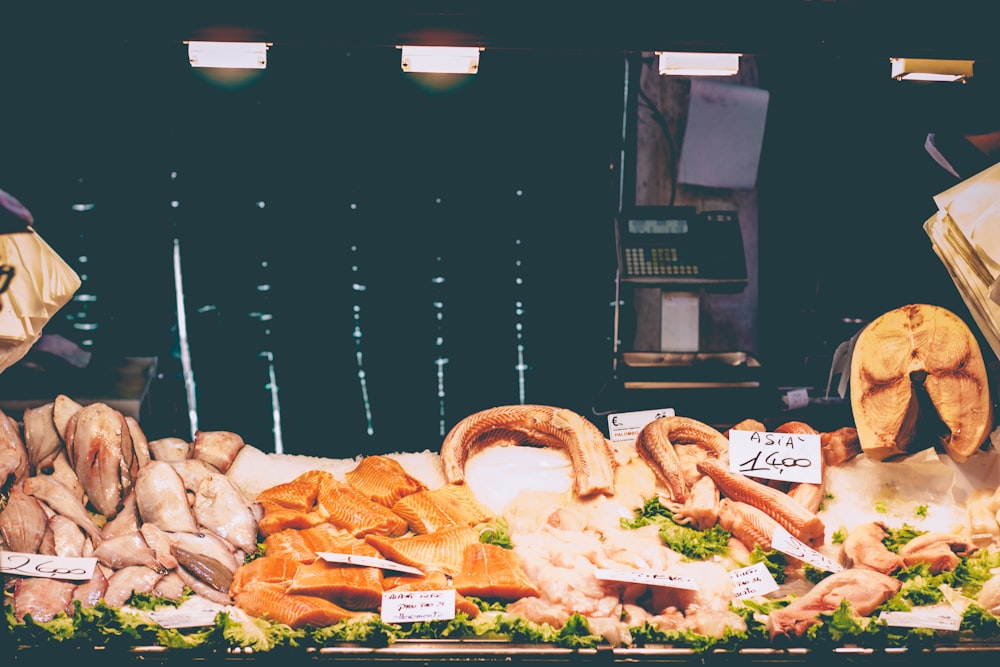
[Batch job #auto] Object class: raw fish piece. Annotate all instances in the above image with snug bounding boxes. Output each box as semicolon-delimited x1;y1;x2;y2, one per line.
192;430;245;473
365;525;481;576
134;460;199;533
392;482;494;534
316;472;408;538
234;581;362;629
452;542;540;600
345;455;426;506
0;484;48;553
264;523;352;563
440;404;616;498
231;556;300;596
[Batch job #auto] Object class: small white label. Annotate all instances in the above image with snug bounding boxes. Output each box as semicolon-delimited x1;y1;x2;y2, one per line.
729;562;779;598
317;552;424;576
0;550;97;581
595;568;698;590
771;526;844;573
729;429;822;484
146;598;227;629
784;387;810;410
380;589;456;623
608;408;675;442
879;608;962;631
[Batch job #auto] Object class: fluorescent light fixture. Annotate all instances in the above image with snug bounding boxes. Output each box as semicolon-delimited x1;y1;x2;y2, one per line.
656;51;741;76
188;41;269;69
399;46;482;74
890;58;973;82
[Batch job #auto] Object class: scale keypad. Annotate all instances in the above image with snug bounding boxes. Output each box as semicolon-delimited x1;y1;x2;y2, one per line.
624;247;699;276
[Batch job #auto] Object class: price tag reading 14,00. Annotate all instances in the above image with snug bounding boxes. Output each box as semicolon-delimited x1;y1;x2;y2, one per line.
728;429;821;485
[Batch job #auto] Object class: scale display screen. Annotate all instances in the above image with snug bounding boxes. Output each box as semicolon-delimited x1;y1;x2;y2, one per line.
627;217;688;235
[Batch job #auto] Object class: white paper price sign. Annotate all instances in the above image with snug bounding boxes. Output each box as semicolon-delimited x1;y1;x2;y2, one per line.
595;568;698;591
317;552;424;575
381;589;456;623
1;550;97;580
729;562;779;598
879;608;962;631
771;527;844;573
607;408;675;442
148;598;228;629
729;429;822;484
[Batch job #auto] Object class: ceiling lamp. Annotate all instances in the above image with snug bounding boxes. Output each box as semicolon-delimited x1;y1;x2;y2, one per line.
890;58;973;82
187;41;270;69
656;51;741;76
399;46;482;74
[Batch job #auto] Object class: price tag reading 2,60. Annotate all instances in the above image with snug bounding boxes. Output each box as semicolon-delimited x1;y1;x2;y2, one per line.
1;550;97;581
728;429;822;484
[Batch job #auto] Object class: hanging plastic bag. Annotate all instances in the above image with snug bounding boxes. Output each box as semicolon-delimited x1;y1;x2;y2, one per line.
0;187;81;373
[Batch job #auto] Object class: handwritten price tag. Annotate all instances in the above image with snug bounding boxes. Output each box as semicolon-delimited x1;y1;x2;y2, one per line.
771;527;844;573
608;408;675;442
595;568;698;590
1;550;97;581
317;552;423;575
381;589;456;623
729;429;821;484
729;562;779;598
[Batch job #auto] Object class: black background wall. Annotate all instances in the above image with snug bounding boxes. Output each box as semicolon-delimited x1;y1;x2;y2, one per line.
1;8;998;457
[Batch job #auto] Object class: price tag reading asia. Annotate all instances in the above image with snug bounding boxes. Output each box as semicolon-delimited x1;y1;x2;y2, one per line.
381;589;456;623
728;429;821;484
1;550;96;580
607;408;675;442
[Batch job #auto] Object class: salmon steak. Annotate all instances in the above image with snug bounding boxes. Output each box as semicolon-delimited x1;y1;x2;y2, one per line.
391;482;494;534
233;580;363;629
344;455;427;507
452;542;541;600
365;525;481;576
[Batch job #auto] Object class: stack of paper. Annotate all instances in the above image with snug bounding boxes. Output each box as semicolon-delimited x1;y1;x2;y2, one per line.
925;162;1000;361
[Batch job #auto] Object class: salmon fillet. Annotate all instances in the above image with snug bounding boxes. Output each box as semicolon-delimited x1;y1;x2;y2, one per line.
345;455;427;506
317;473;409;537
233;581;362;629
264;523;352;563
365;525;481;576
392;482;494;534
231;556;300;596
453;542;540;600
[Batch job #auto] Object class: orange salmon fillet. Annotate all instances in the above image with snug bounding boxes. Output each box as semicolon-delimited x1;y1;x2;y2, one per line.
391;483;494;534
365;525;481;576
317;474;409;537
344;455;427;507
453;542;541;600
234;581;362;629
231;556;300;596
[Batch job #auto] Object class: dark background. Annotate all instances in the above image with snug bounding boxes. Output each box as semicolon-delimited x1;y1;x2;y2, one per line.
0;4;997;456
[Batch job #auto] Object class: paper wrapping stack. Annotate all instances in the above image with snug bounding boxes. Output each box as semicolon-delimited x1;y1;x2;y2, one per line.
0;187;81;373
925;162;1000;361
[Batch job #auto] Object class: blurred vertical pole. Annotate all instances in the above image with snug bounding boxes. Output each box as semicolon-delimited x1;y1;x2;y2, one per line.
169;170;198;440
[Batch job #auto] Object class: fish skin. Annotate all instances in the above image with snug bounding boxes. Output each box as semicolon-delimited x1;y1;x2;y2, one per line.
94;531;169;574
22;403;62;471
22;474;104;544
635;416;730;503
0;409;29;486
192;471;260;553
134;460;199;534
66;402;131;518
440;404;616;498
697;458;825;548
0;484;49;553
